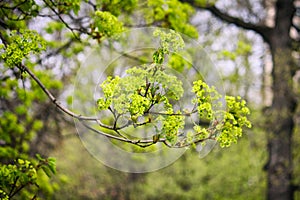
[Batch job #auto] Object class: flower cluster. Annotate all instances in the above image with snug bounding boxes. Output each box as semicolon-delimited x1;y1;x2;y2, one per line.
97;65;184;126
192;80;221;120
192;80;251;147
152;29;184;64
96;29;252;148
91;11;124;42
216;96;252;147
162;113;185;144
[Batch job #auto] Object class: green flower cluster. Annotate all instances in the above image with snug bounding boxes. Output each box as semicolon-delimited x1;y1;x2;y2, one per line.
192;80;221;120
216;96;252;147
162;113;185;144
97;66;251;147
97;61;187;145
153;29;185;54
193;125;209;140
0;29;46;67
192;80;251;147
97;76;121;111
129;93;151;118
0;159;37;199
153;29;184;64
1;159;37;184
91;11;124;42
97;66;184;122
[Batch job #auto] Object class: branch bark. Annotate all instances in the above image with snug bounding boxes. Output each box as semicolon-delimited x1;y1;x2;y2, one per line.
20;65;97;121
181;0;273;44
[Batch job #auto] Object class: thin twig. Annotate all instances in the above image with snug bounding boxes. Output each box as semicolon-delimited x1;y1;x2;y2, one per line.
148;110;197;116
42;0;81;41
80;120;166;148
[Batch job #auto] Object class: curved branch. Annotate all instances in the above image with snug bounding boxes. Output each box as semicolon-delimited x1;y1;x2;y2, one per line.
181;0;272;44
20;64;180;148
208;6;271;41
292;23;300;34
18;64;217;149
19;63;222;151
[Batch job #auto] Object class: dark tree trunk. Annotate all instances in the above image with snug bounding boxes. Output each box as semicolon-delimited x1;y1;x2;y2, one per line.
181;0;298;198
266;48;296;200
266;0;296;199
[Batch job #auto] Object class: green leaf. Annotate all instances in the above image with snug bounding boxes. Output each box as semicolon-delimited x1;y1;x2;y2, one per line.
36;154;44;161
47;157;57;174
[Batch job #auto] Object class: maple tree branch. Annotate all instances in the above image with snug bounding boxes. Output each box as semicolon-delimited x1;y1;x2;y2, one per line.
19;64;178;148
19;64;216;149
80;120;167;148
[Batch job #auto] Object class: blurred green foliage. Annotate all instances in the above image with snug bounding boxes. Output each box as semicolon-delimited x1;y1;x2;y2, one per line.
51;118;266;200
0;156;56;199
145;0;198;38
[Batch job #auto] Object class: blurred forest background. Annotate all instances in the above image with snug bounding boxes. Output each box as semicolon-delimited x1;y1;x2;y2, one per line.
0;0;300;199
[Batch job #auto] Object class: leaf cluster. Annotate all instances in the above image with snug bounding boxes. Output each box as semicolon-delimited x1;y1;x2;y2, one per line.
0;29;46;67
0;155;56;199
98;0;138;16
0;0;40;27
91;11;125;42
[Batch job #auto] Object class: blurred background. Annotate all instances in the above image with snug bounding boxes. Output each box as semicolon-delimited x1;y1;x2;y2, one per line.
0;0;299;199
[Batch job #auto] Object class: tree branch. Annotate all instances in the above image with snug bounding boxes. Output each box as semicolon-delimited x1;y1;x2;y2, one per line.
19;64;174;148
292;23;300;34
181;0;272;44
80;120;166;148
42;0;82;41
292;184;300;192
18;64;216;149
